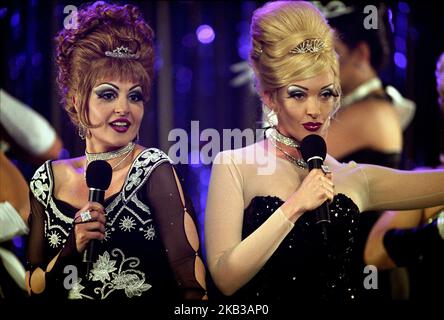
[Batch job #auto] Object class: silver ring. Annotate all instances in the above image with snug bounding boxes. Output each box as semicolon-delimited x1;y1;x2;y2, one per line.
321;165;331;175
80;210;92;222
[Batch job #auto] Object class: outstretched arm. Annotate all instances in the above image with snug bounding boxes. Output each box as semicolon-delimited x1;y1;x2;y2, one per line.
0;89;62;164
360;165;444;212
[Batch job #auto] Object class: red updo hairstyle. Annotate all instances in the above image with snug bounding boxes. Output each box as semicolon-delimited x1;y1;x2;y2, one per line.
55;1;155;129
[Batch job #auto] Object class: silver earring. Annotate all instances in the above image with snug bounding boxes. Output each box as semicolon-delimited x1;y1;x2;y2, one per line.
78;124;86;140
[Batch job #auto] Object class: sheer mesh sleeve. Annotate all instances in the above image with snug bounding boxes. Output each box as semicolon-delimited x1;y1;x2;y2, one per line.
26;191;80;298
359;166;444;211
146;162;207;299
204;151;294;296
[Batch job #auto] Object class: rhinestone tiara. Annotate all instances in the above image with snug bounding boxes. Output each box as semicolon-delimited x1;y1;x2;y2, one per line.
289;38;325;54
105;46;139;59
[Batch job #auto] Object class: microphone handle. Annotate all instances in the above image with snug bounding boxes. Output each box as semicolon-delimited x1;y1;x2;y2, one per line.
316;201;330;224
316;201;330;243
308;159;331;242
83;189;105;273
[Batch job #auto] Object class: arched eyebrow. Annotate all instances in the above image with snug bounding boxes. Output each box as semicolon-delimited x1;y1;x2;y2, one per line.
289;83;334;91
96;82;119;90
95;83;141;91
129;84;142;91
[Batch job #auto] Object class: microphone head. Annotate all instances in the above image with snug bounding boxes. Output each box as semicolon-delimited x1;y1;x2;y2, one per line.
86;160;112;190
300;134;327;163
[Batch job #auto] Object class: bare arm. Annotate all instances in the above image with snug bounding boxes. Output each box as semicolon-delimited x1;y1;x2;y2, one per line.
0;89;63;164
364;209;422;269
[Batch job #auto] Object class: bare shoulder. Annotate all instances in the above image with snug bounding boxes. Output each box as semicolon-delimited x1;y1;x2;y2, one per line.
338;99;398;126
51;157;85;193
51;156;84;174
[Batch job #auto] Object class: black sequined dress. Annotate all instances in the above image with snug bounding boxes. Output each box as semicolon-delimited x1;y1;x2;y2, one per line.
232;194;361;302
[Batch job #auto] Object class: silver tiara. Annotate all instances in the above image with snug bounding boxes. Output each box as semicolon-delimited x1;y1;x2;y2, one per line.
289;39;325;54
105;46;139;59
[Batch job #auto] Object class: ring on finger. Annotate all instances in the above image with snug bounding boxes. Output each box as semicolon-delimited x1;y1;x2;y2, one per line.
80;210;92;223
321;165;331;175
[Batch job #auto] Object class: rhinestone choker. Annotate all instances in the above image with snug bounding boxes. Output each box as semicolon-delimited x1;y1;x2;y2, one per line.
85;142;135;165
268;128;307;169
269;127;300;149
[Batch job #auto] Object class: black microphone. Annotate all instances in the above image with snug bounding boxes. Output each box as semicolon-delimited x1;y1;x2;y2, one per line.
84;160;112;274
300;134;331;241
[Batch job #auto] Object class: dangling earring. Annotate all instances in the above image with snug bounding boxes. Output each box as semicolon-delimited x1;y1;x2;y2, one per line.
78;124;87;140
134;132;140;143
262;103;278;128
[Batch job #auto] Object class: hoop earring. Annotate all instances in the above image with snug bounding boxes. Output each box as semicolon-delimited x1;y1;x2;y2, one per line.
78;124;86;140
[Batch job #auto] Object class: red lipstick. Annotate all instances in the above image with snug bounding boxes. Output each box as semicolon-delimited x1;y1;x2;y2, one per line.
302;122;322;132
109;118;131;133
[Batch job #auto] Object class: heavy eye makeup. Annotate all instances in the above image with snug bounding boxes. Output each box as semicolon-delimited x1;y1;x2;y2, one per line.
319;86;339;101
286;85;307;100
128;88;144;103
286;84;338;101
94;84;118;101
93;83;144;103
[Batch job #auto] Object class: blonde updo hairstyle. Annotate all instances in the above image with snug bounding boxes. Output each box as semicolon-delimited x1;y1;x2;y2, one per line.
249;1;341;118
55;1;155;131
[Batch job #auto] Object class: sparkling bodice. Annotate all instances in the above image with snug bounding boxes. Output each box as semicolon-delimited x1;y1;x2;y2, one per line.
234;194;361;302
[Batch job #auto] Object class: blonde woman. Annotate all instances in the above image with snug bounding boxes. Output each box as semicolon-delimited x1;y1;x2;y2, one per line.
204;1;444;302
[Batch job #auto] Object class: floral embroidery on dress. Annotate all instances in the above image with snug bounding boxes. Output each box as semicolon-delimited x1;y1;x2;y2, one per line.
68;278;93;300
90;251;117;282
30;164;50;203
87;249;151;299
119;216;136;232
48;230;61;248
103;228;111;242
124;148;171;195
143;224;156;240
125;168;144;191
